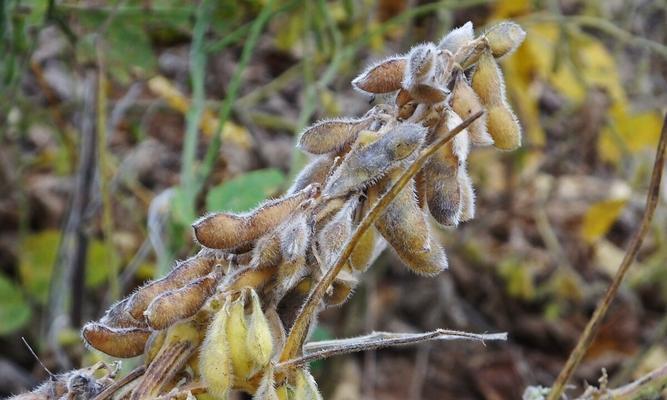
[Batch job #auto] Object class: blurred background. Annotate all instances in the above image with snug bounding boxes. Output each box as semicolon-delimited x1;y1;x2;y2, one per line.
0;0;666;398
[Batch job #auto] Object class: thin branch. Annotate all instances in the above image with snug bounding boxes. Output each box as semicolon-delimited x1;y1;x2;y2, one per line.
547;114;667;400
92;366;145;400
280;110;484;362
279;329;507;369
606;362;667;400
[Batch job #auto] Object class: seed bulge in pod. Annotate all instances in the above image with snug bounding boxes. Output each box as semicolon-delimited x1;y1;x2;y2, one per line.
487;104;521;150
471;50;505;106
324;123;426;198
144;272;218;330
246;289;274;367
352;56;406;94
484;21;526;59
373;171;448;275
293;368;323;400
226;292;253;380
288;155;335;194
200;298;233;400
403;43;437;89
451;73;493;146
81;323;150;358
298;117;372;155
193;184;319;250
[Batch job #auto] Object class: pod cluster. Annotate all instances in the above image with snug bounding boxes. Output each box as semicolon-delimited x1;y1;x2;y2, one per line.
74;21;525;400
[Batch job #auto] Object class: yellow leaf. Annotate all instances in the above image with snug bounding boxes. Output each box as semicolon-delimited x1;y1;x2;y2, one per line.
581;199;627;243
491;0;532;19
598;104;663;163
147;76;253;148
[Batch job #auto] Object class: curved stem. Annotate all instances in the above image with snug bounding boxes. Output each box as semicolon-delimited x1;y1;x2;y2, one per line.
548;114;667;400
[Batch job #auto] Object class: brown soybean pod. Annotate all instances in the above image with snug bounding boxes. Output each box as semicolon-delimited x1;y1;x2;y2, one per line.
193;184;320;250
126;252;217;320
451;73;493;146
373;171;448;275
82;323;151;358
352;56;406;94
423;142;462;227
144;273;219;330
298;117;372;155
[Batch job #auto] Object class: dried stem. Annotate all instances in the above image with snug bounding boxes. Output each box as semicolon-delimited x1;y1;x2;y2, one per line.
605;361;667;400
280;110;484;362
92;366;145;400
547;114;667;400
279;329;507;369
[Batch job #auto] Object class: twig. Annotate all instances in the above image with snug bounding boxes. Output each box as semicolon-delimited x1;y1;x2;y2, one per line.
280;111;484;362
92;366;145;400
547;114;667;400
278;329;507;369
47;71;98;350
605;361;667;400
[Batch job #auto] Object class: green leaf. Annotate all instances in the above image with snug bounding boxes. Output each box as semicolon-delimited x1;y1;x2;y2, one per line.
0;273;31;335
19;230;59;304
206;168;286;213
76;13;157;84
20;230;117;302
85;240;115;289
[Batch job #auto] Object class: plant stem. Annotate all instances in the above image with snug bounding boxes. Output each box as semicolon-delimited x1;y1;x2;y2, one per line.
197;0;277;191
280;111;484;362
547;114;667;400
180;0;213;224
279;329;507;369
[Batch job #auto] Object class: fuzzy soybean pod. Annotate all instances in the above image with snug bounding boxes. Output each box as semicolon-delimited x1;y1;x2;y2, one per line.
200;299;233;400
423;111;471;226
450;73;493;146
470;50;521;150
471;50;506;106
293;368;323;400
484;21;526;59
318;197;358;266
131;321;201;400
100;297;146;329
403;43;437;89
143;272;219;330
288;155;335;194
298;117;372;155
279;211;311;263
352;56;406;94
458;165;476;222
323;123;426;198
438;21;474;53
245;290;274;368
250;230;283;270
486;104;522;150
373;170;448;275
408;84;448;105
82;322;151;358
193;183;320;250
226;294;254;381
253;367;279;400
125;251;218;321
